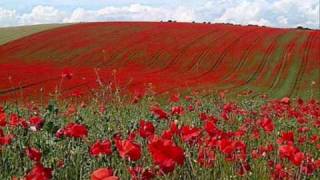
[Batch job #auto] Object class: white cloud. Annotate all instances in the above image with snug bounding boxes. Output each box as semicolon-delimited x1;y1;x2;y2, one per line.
63;4;195;23
0;7;18;26
214;0;272;26
206;0;319;28
0;1;318;28
19;5;66;25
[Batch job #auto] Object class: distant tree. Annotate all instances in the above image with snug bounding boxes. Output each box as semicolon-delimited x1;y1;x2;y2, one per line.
192;21;196;23
168;20;172;23
296;26;311;30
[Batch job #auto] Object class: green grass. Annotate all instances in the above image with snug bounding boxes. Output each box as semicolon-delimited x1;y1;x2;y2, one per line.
0;24;69;45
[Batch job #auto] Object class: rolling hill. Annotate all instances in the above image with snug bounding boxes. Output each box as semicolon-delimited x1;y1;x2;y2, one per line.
0;22;319;101
0;24;68;45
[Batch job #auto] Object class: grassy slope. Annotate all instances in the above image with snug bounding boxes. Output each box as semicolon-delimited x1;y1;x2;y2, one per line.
0;22;318;100
0;24;69;45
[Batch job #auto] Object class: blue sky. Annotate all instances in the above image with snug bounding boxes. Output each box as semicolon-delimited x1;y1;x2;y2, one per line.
0;0;319;28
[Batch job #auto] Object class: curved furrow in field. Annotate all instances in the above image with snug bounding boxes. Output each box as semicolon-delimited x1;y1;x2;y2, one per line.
0;77;60;95
195;28;268;85
147;27;224;74
224;30;288;94
185;27;259;82
183;28;241;73
266;34;301;96
77;27;146;67
288;31;316;97
97;25;168;67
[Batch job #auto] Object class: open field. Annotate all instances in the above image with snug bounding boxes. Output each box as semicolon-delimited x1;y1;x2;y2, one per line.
0;24;67;46
0;22;319;180
1;93;320;179
0;22;319;101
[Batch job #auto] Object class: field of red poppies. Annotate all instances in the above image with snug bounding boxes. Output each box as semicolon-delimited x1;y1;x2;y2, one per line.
1;91;320;179
0;22;319;101
0;22;319;179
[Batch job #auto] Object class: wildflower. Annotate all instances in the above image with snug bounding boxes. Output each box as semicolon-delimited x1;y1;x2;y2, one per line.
61;70;73;80
29;116;44;131
25;163;52;180
0;112;6;127
171;106;184;116
56;123;88;139
260;117;274;133
91;168;119;180
169;94;180;103
139;120;155;138
148;137;185;173
280;97;290;104
26;147;42;162
128;166;155;180
197;146;215;168
90;139;112;157
180;125;201;143
150;106;168;120
114;137;141;161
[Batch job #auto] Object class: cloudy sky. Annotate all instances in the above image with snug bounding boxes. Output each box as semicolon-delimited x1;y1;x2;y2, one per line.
0;0;319;28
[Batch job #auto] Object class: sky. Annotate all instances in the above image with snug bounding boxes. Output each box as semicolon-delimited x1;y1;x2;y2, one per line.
0;0;319;28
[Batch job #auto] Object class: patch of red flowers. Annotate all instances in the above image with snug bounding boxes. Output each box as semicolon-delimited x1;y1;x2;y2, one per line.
56;123;88;139
25;163;53;180
90;139;112;156
91;168;119;180
148;137;185;173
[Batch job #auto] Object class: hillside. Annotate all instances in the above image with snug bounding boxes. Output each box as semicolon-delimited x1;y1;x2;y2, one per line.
0;24;68;45
0;22;319;101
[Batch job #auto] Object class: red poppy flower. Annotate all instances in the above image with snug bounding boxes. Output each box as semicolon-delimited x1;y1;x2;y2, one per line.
150;106;168;120
170;122;179;134
170;94;180;103
90;139;112;157
197;146;215;168
277;131;294;144
115;138;141;161
237;161;251;176
0;130;13;146
91;168;119;180
204;121;221;137
218;138;234;154
272;163;288;179
171;106;184;116
148;137;185;173
279;144;299;160
0;113;6;127
161;129;174;140
139;120;155;138
61;70;73;80
310;135;319;144
29;116;44;130
26;147;42;162
25;163;53;180
260;117;274;133
60;123;88;139
292;152;305;166
9;114;20;127
128;166;155;180
280;97;290;104
55;128;64;139
180;125;201;143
